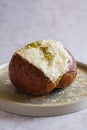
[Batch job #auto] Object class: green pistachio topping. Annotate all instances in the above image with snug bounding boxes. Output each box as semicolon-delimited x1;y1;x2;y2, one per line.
25;41;41;49
40;46;54;61
25;40;55;62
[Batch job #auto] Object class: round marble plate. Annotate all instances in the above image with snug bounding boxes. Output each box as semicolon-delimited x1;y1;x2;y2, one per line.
0;62;87;116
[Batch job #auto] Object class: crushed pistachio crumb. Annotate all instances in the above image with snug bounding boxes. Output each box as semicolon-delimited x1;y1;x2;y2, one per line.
25;40;55;62
40;46;54;61
25;41;41;49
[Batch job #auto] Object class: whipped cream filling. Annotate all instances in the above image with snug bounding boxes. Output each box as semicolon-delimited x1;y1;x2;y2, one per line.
16;40;72;82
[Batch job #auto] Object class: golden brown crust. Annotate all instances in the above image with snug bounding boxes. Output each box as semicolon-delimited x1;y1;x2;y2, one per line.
9;49;77;96
9;54;56;96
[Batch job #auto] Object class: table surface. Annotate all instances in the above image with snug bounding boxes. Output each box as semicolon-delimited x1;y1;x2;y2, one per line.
0;0;87;130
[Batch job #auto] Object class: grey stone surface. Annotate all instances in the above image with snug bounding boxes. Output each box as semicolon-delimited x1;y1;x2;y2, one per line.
0;0;87;130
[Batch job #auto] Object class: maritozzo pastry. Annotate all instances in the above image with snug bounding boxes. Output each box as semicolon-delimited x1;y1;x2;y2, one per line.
9;40;77;96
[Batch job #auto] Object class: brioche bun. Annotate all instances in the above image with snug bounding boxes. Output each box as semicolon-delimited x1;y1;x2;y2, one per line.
9;40;77;96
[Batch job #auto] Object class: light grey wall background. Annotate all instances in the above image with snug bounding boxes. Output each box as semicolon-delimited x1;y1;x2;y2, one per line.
0;0;87;64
